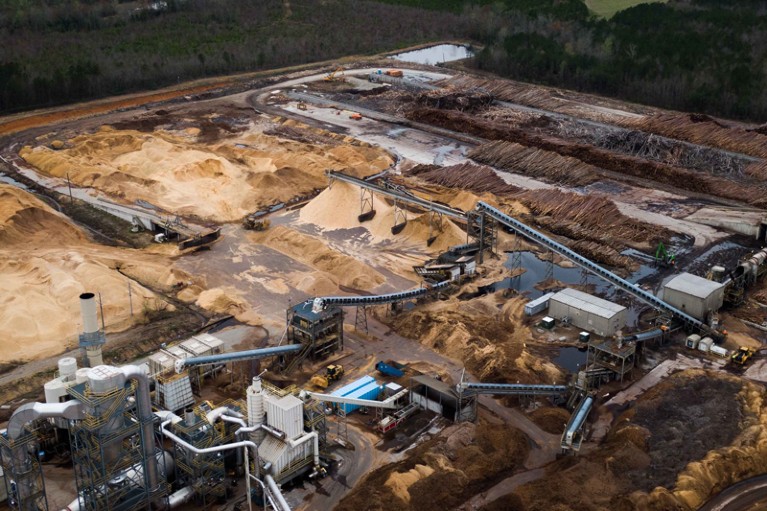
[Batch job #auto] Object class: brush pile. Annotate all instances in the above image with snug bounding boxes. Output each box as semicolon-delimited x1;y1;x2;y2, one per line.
416;87;494;112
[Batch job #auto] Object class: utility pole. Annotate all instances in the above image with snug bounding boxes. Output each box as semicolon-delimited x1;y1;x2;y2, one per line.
128;282;133;317
98;292;106;331
66;172;73;203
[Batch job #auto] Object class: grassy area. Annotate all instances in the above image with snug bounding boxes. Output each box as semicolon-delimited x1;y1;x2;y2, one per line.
584;0;667;18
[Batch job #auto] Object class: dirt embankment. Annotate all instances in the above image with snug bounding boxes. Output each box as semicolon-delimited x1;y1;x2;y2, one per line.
19;119;392;222
0;184;186;363
380;294;563;384
503;369;767;511
407;108;767;206
337;422;530;511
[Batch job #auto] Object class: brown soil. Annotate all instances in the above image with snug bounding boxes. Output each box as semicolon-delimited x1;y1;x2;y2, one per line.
510;369;767;511
336;421;530;511
528;407;572;435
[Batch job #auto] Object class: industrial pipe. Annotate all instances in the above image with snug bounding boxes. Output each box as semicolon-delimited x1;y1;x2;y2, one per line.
121;365;159;495
265;474;292;511
7;401;84;439
167;486;195;509
286;432;320;471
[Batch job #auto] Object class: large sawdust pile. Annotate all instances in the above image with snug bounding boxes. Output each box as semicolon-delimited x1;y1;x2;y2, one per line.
195;286;262;326
248;225;385;292
0;185;179;362
509;369;766;511
381;294;563;384
20;122;392;222
337;422;530;511
299;181;466;250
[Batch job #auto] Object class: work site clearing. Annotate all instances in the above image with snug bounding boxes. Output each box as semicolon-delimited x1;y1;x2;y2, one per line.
1;49;767;511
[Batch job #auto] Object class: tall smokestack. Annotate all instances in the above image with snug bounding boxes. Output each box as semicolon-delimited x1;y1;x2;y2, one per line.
79;292;106;367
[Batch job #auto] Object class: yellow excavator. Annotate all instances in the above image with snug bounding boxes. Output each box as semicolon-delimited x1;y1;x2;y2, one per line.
324;66;346;82
309;364;345;389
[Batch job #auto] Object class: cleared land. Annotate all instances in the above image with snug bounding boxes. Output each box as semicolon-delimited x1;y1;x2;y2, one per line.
584;0;668;18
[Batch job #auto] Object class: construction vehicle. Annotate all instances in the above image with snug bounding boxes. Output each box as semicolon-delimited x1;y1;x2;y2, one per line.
349;112;362;121
385;69;403;77
324;66;345;82
243;216;270;231
731;346;755;366
654;242;676;267
297;101;307;111
309;364;345;389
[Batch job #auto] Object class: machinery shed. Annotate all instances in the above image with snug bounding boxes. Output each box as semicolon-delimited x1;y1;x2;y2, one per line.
548;288;626;337
661;272;725;320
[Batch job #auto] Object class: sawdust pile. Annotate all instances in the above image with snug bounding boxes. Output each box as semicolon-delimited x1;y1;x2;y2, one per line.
510;370;767;511
529;407;571;435
407;107;767;206
381;294;563;384
0;185;178;362
337;422;530;511
195;286;262;326
248;225;385;293
469;140;600;187
299;181;466;251
20;121;392;222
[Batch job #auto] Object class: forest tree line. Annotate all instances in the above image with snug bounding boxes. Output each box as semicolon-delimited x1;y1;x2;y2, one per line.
1;0;766;122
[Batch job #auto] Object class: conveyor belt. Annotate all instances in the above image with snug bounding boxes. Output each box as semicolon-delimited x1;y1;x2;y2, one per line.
313;280;449;309
177;344;303;371
475;202;708;332
459;382;568;396
327;171;467;220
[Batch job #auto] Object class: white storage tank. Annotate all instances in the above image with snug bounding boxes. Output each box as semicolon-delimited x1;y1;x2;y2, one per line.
697;337;714;353
58;357;78;382
685;334;701;349
710;345;729;358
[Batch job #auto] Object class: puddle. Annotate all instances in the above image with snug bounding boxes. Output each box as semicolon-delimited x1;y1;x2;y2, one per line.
0;173;29;190
553;346;588;373
389;44;474;65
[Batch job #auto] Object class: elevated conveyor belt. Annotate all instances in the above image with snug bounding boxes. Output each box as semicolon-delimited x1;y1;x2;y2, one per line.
475;202;708;333
176;344;303;372
313;280;449;309
307;389;407;409
327;171;467;220
562;395;594;450
459;382;568;396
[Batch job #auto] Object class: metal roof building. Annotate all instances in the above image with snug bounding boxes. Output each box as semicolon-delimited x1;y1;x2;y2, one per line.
548;288;627;337
661;272;725;320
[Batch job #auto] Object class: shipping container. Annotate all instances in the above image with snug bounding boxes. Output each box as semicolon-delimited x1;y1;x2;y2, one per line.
697;337;714;353
710;345;729;358
685;334;701;349
340;381;381;414
376;361;405;377
525;292;555;316
331;375;374;398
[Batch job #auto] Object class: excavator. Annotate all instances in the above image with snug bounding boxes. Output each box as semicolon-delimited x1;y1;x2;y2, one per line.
654;242;676;267
324;66;346;82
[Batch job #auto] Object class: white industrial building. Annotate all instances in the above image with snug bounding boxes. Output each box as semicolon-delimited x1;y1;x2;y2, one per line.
548;288;627;337
661;272;725;321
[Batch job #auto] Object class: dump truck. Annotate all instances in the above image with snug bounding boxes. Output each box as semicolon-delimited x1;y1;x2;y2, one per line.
385;69;403;77
349;112;362;121
309;364;345;389
731;346;755;366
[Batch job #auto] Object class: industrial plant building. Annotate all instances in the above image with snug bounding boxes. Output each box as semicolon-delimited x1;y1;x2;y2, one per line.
661;272;726;321
548;288;627;337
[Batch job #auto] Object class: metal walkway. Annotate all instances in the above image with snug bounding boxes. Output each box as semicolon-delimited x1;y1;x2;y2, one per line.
175;344;303;372
327;171;467;220
458;382;568;397
474;202;708;333
312;280;450;310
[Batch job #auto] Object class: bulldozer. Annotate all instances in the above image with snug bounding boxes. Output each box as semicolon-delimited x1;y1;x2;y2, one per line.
731;346;755;366
309;364;345;389
243;217;270;231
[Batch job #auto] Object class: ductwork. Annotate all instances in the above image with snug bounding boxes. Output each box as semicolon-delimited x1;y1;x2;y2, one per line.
205;406;243;425
167;486;195;509
7;401;84;439
120;365;159;494
265;474;291;511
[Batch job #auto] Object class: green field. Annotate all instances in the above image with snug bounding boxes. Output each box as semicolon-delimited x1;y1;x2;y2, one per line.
584;0;667;18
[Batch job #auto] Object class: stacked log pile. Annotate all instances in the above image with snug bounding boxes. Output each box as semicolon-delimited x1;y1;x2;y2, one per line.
408;162;520;195
407;107;767;206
